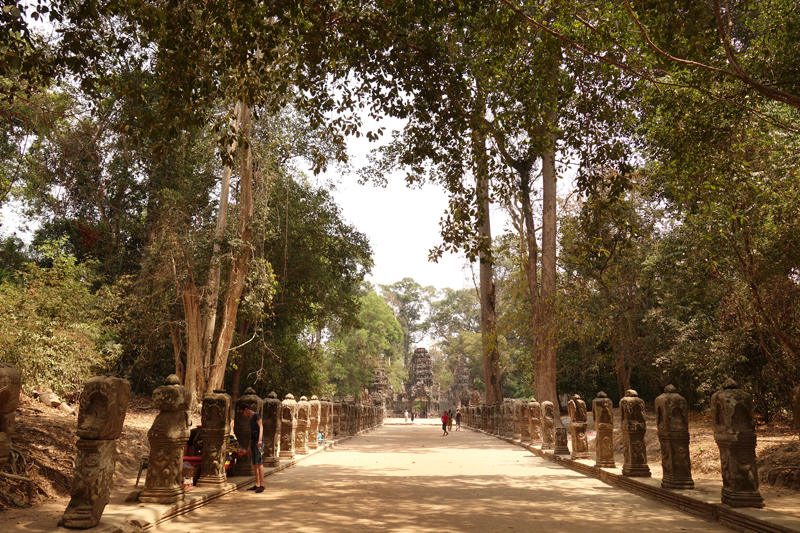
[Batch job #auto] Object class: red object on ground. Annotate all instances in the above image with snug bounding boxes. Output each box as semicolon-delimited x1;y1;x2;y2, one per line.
183;455;202;466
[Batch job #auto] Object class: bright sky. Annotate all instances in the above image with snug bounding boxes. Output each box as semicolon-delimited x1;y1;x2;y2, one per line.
320;114;511;293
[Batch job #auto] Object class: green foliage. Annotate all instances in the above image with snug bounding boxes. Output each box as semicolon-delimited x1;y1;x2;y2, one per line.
328;290;403;397
0;239;121;400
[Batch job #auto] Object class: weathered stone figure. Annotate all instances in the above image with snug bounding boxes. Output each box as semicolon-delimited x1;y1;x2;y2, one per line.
296;396;310;455
333;401;341;439
655;385;694;489
529;398;543;446
592;392;615;468
711;379;763;508
520;400;531;443
196;389;231;487
0;363;21;471
320;396;332;441
61;374;130;529
234;388;263;475
503;400;515;439
554;426;570;456
620;389;651;477
512;400;523;441
568;394;590;459
541;401;555;450
309;395;320;450
279;393;297;459
139;375;191;503
792;385;800;439
262;392;281;467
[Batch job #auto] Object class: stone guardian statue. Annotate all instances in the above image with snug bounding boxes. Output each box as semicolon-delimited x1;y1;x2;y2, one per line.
568;394;590;459
620;390;651;477
655;385;694;489
196;389;231;488
60;374;130;529
592;392;615;468
139;375;191;503
711;379;763;508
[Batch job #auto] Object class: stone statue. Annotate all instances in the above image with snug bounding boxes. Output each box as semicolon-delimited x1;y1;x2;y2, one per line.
568;394;590;459
309;395;320;450
503;400;515;439
529;398;543;446
512;400;523;441
592;392;615;468
0;363;21;471
520;400;531;444
60;374;130;529
333;401;341;439
620;389;651;477
711;379;763;507
296;396;310;455
541;401;555;450
234;388;263;475
320;396;332;440
554;426;570;456
139;375;191;504
196;390;231;487
279;393;297;459
262;392;281;467
655;385;694;489
792;385;800;439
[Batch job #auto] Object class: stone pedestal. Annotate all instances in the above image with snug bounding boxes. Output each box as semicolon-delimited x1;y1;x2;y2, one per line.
139;375;191;504
655;385;694;489
512;400;523;441
529;399;543;446
262;392;281;467
711;379;763;508
541;401;555;450
0;364;21;471
279;394;297;459
481;404;488;432
592;392;615;468
568;394;590;459
309;396;320;450
494;403;501;436
196;390;231;487
296;396;310;455
621;390;651;477
61;374;130;529
520;400;531;443
234;388;263;476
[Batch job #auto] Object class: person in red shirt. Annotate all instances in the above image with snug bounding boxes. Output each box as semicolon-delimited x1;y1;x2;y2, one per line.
441;411;449;436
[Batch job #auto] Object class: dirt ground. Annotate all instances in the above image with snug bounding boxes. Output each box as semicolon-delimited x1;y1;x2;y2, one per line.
1;397;797;528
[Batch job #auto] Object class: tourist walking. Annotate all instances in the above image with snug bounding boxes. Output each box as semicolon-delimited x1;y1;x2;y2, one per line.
441;411;449;436
404;410;409;423
447;409;454;432
455;408;461;431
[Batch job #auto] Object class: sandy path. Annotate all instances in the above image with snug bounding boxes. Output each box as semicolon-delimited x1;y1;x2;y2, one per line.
157;424;727;533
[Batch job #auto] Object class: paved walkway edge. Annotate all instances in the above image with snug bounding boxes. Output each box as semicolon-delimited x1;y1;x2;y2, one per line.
468;428;800;533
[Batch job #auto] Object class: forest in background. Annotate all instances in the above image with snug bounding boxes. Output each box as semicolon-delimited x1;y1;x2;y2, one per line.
1;0;799;420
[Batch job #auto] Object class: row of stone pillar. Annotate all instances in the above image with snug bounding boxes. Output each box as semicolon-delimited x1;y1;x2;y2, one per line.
462;380;765;509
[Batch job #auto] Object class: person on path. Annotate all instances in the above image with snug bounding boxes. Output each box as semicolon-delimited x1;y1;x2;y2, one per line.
447;410;454;432
238;404;264;493
441;411;449;436
455;408;461;431
411;411;415;423
404;410;409;423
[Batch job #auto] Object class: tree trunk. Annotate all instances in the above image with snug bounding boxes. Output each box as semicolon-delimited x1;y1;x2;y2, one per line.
533;103;559;410
207;104;257;393
201;104;238;380
474;125;502;405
